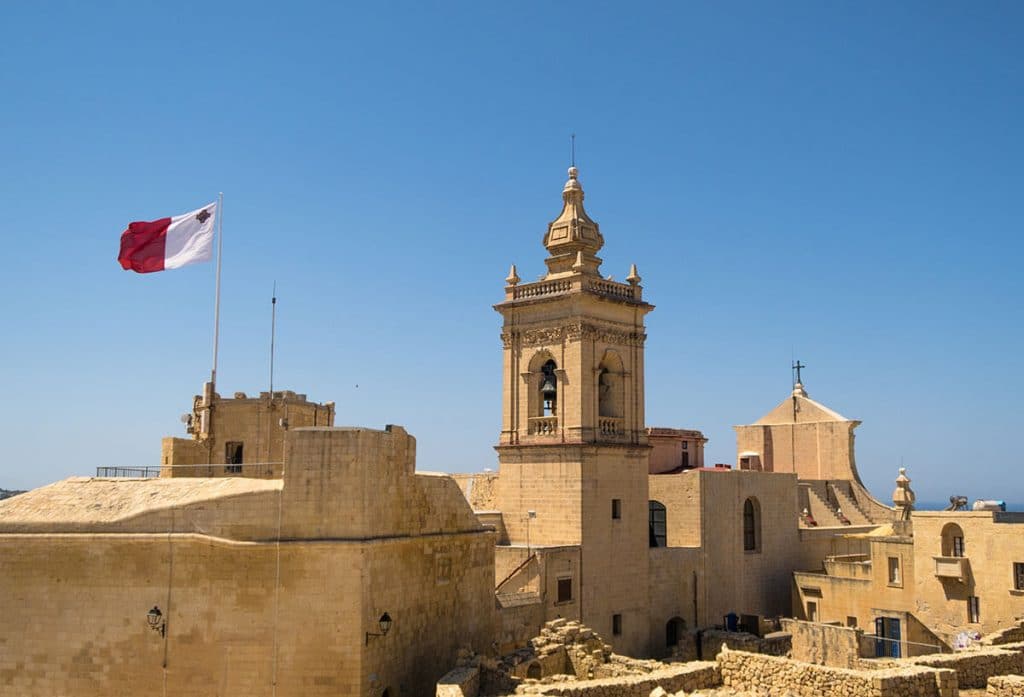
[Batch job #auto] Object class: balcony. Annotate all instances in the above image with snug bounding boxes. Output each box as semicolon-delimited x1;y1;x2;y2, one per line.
933;556;969;580
528;416;558;436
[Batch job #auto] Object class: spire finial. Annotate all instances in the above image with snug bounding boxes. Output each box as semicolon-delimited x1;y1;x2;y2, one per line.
506;264;520;286
626;264;641;285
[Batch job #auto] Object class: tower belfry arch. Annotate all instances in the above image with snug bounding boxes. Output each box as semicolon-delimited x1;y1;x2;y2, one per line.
494;164;653;656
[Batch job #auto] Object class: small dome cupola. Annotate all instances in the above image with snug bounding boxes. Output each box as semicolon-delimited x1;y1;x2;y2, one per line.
542;166;605;277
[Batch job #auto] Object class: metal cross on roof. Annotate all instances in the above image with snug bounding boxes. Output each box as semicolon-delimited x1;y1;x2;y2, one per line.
792;360;806;385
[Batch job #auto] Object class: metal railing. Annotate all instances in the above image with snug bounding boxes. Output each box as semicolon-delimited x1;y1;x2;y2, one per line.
96;462;283;478
866;634;944;658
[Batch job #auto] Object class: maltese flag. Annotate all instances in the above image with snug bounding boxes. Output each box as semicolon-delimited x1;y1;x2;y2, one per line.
118;202;217;273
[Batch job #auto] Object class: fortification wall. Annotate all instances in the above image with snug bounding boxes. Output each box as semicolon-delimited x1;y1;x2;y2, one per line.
0;533;363;696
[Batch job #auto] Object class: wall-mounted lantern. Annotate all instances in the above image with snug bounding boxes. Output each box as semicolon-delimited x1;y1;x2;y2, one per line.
365;612;392;645
146;606;166;637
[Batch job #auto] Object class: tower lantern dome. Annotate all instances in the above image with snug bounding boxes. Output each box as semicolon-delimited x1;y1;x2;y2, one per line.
542;166;605;277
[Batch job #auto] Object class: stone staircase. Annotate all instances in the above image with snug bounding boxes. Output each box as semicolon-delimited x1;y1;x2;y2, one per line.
799;483;843;527
828;482;873;525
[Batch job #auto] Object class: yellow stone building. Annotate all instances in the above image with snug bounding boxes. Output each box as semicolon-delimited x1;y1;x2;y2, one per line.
1;163;1019;696
794;469;1024;657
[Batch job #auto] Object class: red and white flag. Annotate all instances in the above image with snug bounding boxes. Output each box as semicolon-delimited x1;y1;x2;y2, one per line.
118;202;217;273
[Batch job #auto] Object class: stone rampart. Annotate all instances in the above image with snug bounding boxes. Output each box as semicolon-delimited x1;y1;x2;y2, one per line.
717;648;957;697
988;675;1024;697
520;661;720;696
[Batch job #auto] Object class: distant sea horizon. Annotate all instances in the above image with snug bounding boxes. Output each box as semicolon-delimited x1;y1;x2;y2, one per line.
915;500;1023;513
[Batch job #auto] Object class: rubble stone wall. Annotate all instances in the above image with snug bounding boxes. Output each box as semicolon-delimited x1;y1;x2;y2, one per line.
898;647;1024;689
525;662;720;697
988;675;1024;697
717;648;957;697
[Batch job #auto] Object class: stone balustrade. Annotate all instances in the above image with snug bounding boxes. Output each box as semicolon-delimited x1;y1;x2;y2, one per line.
510;277;641;303
598;418;624;438
528;417;558;436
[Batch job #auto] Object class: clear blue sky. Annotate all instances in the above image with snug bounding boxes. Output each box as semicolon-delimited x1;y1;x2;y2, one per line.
1;2;1021;505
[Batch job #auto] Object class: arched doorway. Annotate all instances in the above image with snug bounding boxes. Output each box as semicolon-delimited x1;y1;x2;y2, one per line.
526;662;542;679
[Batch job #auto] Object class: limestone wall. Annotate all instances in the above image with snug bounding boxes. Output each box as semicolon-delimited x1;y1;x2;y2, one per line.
700;630;791;659
437;664;481;697
0;425;496;697
988;675;1024;697
524;661;720;697
896;646;1024;689
717;648;957;697
0;533;364;696
782;618;864;668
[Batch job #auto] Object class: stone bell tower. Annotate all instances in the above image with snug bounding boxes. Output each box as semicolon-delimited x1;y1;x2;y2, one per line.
494;165;653;656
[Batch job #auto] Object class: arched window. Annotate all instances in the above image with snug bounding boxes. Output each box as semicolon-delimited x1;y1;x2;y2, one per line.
539;359;558;417
649;500;667;548
597;351;624;419
743;497;761;552
941;523;965;557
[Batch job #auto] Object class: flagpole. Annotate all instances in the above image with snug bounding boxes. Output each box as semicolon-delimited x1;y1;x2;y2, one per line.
211;192;224;390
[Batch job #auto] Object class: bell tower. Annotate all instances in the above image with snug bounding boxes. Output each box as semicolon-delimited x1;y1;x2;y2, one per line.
494;165;652;656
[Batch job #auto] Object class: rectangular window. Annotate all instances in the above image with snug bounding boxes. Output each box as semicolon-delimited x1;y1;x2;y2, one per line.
649;502;667;548
225;442;243;474
1014;563;1024;591
846;616;858;628
611;499;622;519
557;577;572;603
968;596;980;623
681;441;688;450
887;556;901;585
807;601;818;622
953;536;965;558
612;614;622;636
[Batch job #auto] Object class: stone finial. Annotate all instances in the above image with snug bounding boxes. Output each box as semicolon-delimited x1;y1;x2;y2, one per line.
626;263;641;286
892;467;916;521
792;381;808;398
564;166;582;194
506;264;520;286
572;251;585;273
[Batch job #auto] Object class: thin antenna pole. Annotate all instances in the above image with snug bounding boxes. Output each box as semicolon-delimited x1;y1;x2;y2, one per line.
211;192;224;389
270;281;277;397
571;133;576;167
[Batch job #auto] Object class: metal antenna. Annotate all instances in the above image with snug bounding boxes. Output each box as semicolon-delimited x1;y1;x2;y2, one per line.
571;133;576;167
269;281;277;398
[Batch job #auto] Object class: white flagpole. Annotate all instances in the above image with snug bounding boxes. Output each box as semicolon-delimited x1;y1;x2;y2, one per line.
211;192;224;390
